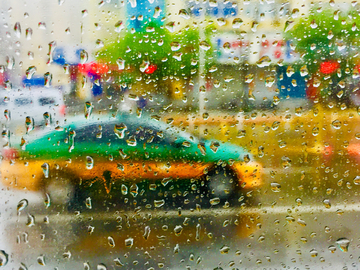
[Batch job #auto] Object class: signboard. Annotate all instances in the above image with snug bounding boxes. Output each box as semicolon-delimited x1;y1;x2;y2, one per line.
52;46;88;65
212;33;298;65
189;0;238;18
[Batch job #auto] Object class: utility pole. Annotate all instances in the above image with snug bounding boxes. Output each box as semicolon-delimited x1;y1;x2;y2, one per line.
198;5;206;117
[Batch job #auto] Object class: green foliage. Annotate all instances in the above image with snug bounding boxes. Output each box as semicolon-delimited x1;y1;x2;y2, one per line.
97;23;215;83
286;5;360;66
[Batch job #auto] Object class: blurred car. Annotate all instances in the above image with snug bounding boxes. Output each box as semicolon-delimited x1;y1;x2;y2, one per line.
0;87;66;127
1;113;262;210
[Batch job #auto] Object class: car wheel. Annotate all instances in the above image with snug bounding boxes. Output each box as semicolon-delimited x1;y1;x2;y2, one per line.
44;173;75;206
206;166;238;205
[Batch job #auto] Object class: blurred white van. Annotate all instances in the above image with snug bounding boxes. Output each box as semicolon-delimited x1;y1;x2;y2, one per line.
0;88;66;127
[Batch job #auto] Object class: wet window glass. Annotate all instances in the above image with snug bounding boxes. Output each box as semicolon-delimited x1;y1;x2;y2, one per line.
2;0;360;269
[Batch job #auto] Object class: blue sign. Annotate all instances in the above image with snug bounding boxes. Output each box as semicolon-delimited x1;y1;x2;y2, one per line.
126;0;165;30
189;0;237;18
22;76;46;87
52;47;83;65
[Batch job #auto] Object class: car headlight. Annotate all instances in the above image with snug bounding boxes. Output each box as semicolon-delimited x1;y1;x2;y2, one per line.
230;161;263;189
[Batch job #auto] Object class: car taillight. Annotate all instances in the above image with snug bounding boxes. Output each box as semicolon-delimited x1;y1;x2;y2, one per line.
59;104;66;116
2;148;19;160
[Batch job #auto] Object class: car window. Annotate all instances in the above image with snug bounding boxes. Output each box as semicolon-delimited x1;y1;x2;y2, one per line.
74;121;169;145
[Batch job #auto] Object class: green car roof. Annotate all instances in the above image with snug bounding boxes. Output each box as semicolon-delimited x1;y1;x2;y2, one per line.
18;113;249;163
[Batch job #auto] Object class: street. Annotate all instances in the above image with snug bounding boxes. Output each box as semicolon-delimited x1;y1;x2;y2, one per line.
1;163;360;270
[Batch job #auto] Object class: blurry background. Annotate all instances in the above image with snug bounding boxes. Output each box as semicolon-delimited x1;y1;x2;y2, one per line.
1;0;360;269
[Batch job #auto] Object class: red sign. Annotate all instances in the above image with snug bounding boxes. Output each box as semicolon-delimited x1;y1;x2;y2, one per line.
78;62;109;75
320;61;340;74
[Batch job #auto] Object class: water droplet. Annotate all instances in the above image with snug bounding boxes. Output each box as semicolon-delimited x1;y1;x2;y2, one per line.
19;262;27;270
17;199;28;214
126;135;137;147
63;251;71;259
41;163;49;178
26;66;36;79
251;21;258;32
232;18;243;28
336;238;350;252
199;40;211;51
312;127;319;136
210;141;219;153
179;9;190;19
115;58;125;70
354;176;360;185
23;28;32;42
257;56;271;67
83;101;93;119
37;255;45;265
44;193;50;208
271;182;281;192
286;216;295;223
331;120;341;129
121;184;128;195
220;245;230;254
85;197;92;209
130;183;138;197
43;112;51;127
174;243;180;253
26;214;35;227
108;236;115;248
85;156;94;170
328;245;336;253
299;65;308;76
44;72;52;87
217;17;226;26
165;21;175;32
174;225;183;236
0;250;8;266
297;219;306;226
170;41;181;52
82;9;88;17
80;50;88;64
210;197;220;206
310;19;318;29
195;223;201;241
95;39;104;49
323;199;331;209
114;20;124;33
113;258;123;267
125;237;133;248
97;263;107;270
291;8;299;18
284;20;294;32
143;226;151;240
113;123;127;140
154;199;165;208
271;121;280;130
14;22;21;38
153;6;161;18
6;56;14;70
38;22;46;30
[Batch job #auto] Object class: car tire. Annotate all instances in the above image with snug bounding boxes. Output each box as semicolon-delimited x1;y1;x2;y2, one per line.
206;165;238;206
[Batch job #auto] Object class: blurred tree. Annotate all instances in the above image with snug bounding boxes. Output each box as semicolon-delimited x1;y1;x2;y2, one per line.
97;22;215;98
285;5;360;104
